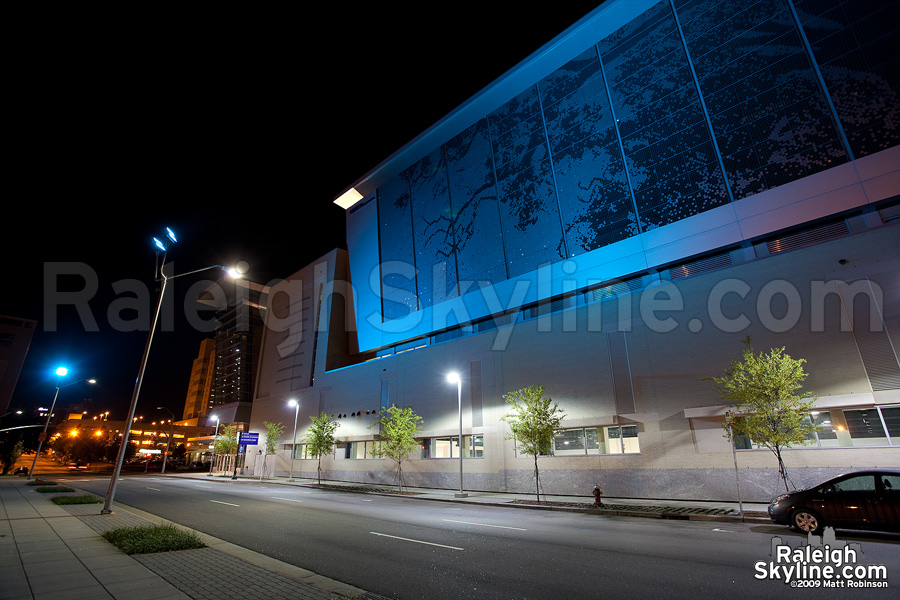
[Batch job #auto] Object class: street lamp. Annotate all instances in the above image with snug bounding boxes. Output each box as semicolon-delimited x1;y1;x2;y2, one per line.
28;368;95;479
288;399;299;481
446;372;467;498
0;409;22;427
102;227;242;514
208;415;220;476
156;406;175;474
725;411;745;522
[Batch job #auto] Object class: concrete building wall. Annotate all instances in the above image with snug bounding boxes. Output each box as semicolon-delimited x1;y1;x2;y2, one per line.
248;221;898;501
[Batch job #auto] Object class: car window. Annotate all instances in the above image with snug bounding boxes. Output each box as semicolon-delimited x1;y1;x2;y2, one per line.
833;474;876;492
881;474;899;492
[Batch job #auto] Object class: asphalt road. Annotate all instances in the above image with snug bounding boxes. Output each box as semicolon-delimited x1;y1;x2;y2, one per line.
59;474;899;599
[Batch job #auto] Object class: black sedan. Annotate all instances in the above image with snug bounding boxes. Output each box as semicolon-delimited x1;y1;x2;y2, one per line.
768;470;900;535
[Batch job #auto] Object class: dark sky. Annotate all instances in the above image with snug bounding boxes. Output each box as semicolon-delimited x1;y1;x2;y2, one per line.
4;4;602;421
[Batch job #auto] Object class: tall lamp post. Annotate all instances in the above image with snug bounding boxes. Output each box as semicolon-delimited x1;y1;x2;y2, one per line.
157;406;175;474
725;411;745;522
28;368;96;480
102;228;241;514
208;415;220;476
288;399;299;481
446;372;467;498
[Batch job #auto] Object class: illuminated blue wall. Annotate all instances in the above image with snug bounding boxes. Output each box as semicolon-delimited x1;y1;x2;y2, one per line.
347;0;899;351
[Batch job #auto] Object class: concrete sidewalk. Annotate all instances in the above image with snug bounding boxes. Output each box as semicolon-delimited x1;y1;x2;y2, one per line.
2;472;771;600
0;477;367;600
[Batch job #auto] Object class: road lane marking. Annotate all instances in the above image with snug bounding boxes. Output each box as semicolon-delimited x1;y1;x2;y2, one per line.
146;487;161;491
271;497;303;503
370;532;463;551
442;519;527;531
210;500;240;507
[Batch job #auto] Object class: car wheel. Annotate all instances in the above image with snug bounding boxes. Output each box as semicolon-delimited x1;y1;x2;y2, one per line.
790;509;823;535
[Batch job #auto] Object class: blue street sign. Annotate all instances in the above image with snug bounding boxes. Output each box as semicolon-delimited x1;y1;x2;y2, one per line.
238;432;259;445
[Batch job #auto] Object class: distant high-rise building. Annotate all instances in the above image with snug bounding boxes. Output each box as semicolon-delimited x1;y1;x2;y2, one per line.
181;338;215;422
197;277;268;425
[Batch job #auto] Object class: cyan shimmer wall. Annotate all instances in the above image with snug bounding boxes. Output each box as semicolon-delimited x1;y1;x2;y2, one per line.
348;0;899;351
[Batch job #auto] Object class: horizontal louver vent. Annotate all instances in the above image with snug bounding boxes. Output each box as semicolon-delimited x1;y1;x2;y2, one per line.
591;277;644;301
530;295;576;318
766;220;850;254
433;327;464;344
670;252;733;280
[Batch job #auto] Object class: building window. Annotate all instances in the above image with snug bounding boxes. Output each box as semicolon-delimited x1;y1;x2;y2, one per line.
552;426;640;455
422;435;483;458
734;405;899;449
289;444;312;460
346;440;381;459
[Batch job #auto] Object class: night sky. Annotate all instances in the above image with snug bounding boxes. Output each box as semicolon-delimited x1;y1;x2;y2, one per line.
4;4;602;423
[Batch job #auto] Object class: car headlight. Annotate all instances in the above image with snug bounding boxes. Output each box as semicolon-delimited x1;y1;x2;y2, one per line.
770;494;790;505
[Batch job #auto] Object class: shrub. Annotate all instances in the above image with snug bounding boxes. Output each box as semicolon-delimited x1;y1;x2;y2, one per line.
36;486;75;493
51;494;103;505
102;523;206;555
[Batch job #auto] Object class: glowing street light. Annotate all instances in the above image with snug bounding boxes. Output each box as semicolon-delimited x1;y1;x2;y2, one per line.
28;368;95;479
446;372;467;498
103;227;243;514
208;415;221;476
288;399;299;481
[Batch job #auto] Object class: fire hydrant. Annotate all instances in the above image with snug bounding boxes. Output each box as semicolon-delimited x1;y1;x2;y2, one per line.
592;484;603;506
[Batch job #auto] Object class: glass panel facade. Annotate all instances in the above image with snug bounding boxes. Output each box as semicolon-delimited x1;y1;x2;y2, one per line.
599;1;729;229
678;0;848;200
795;0;900;157
489;85;567;275
541;48;638;255
445;119;508;288
377;173;418;320
373;0;899;323
410;148;458;308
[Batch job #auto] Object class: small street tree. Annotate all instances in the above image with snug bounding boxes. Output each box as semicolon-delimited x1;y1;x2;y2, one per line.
501;385;565;502
304;412;340;484
260;421;285;479
369;404;423;492
214;425;238;472
705;337;818;492
0;439;25;475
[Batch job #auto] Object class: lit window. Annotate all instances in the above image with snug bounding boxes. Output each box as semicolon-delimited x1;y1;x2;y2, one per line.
422;435;483;458
732;405;897;449
550;426;640;455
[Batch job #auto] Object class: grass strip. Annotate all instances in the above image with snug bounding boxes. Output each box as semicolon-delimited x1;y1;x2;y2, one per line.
36;486;75;493
27;480;57;486
102;523;206;555
51;494;103;505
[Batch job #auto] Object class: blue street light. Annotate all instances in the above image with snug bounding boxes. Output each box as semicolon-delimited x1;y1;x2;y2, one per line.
28;368;95;479
103;229;242;514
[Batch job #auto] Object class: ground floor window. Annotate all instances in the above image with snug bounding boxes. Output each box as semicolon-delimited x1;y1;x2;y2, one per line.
287;444;312;459
422;435;483;458
346;440;381;459
735;405;899;449
552;426;640;455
